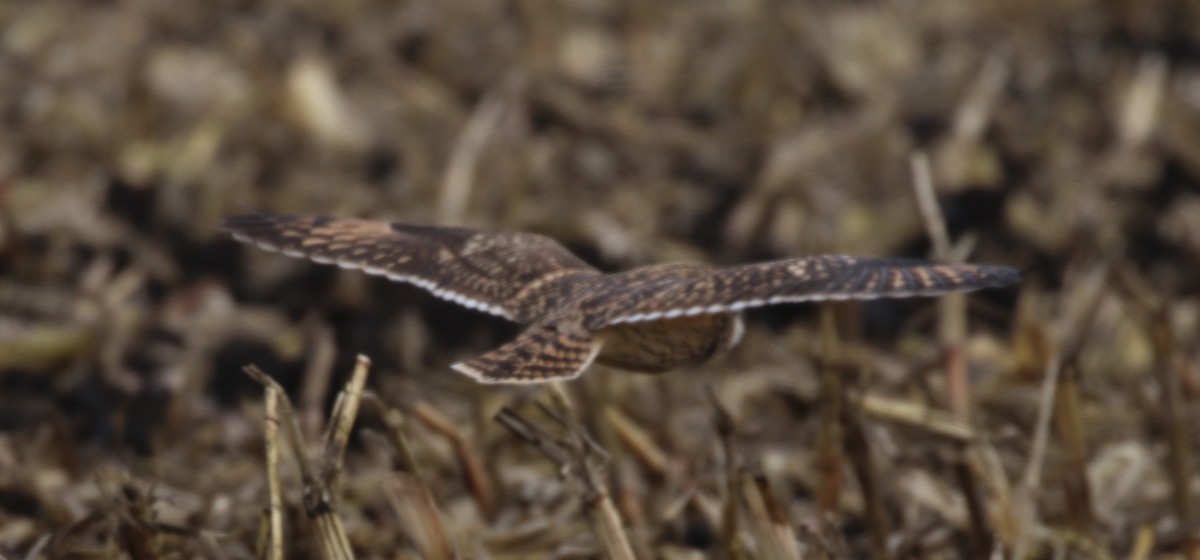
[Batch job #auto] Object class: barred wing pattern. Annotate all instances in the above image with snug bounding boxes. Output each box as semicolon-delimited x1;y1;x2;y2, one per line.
451;324;600;384
584;256;1022;328
221;212;599;323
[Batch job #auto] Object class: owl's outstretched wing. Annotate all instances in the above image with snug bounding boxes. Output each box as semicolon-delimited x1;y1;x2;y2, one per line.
585;256;1021;328
222;211;599;322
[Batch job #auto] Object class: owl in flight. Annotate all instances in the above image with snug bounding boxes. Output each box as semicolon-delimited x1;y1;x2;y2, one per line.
222;211;1020;384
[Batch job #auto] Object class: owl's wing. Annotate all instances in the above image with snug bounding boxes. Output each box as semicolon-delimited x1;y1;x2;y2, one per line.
451;324;600;384
222;211;599;322
585;255;1021;328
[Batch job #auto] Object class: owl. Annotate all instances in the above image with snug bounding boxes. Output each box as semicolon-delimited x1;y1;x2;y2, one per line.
222;211;1020;384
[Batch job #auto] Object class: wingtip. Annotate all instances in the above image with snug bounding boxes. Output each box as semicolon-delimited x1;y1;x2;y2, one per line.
218;206;278;233
981;264;1023;287
1004;267;1023;285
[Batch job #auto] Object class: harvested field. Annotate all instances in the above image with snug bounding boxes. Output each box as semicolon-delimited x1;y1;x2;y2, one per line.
1;0;1199;558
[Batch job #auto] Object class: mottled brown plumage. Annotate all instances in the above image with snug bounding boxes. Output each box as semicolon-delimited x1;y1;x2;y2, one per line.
222;211;1022;384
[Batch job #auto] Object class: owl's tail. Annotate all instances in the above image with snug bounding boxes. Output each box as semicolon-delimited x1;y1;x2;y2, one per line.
452;323;600;384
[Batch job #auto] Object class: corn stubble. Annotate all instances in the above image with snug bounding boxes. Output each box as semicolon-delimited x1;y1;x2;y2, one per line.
1;0;1198;558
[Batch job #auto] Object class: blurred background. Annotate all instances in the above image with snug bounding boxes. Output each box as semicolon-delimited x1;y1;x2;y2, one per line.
1;0;1198;557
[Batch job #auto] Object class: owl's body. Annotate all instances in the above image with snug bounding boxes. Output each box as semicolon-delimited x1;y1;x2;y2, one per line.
594;312;742;373
572;263;743;372
223;211;1020;384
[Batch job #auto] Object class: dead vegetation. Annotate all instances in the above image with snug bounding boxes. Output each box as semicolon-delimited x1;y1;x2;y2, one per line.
1;0;1199;557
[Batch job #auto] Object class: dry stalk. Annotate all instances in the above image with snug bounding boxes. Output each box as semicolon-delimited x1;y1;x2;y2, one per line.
857;393;974;442
362;396;455;559
115;486;160;560
967;441;1017;544
311;355;373;560
613;458;648;536
318;354;371;492
841;407;887;560
385;474;454;560
1053;360;1095;532
1128;525;1155;560
439;85;510;223
1113;263;1198;553
311;514;354;560
494;406;573;466
740;472;801;560
932;52;1008;190
1011;350;1064;560
910;152;951;259
411;401;497;518
914;151;1002;555
653;378;676;452
951;54;1008;143
255;515;270;560
45;508;114;556
1160;356;1200;556
243;366;316;485
26;537;53;560
245;355;374;560
362;396;425;482
705;386;746;559
815;305;843;515
604;406;671;479
954;444;993;557
787;329;924;381
495;386;636;559
1010;262;1109;558
61;480;203;560
910;151;971;420
262;385;284;560
299;318;337;439
547;383;637;560
1117;54;1167;148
